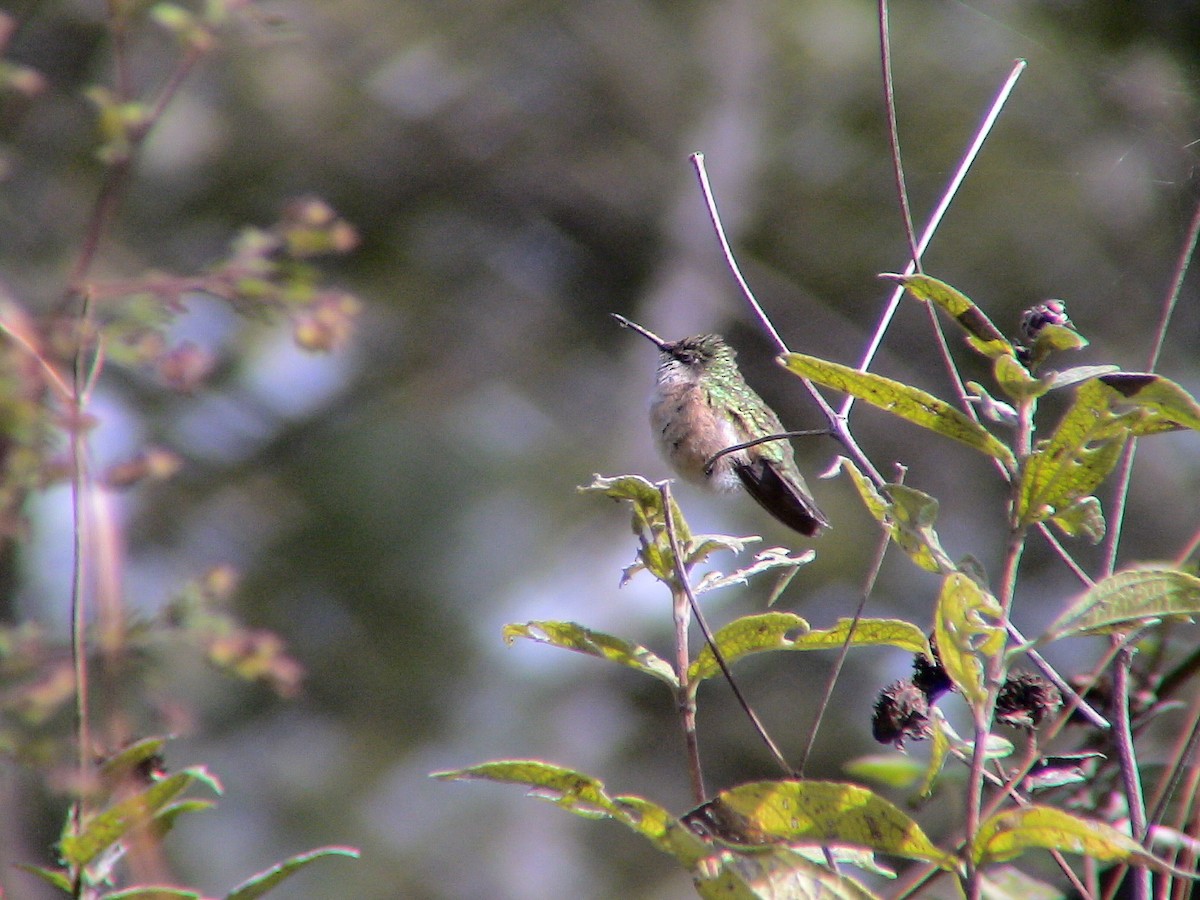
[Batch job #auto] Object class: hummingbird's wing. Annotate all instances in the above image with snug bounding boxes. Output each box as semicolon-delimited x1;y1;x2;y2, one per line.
734;456;830;537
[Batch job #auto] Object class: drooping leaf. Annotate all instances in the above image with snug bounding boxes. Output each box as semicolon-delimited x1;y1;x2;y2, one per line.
921;715;950;801
835;456;890;521
433;760;676;853
102;888;200;900
972;805;1191;875
59;767;222;868
933;573;1005;708
882;273;1014;359
1048;496;1105;544
781;354;1015;471
12;864;71;892
224;846;360;900
691;780;959;870
503;621;678;688
1042;568;1200;641
881;484;955;574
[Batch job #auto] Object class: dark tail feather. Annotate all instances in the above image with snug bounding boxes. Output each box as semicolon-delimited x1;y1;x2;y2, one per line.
735;459;830;536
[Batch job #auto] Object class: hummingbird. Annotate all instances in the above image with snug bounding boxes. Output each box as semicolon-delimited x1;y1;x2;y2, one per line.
614;314;829;536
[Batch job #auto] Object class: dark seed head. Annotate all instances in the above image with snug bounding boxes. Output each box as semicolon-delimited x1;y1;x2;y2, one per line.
996;671;1062;730
872;680;932;748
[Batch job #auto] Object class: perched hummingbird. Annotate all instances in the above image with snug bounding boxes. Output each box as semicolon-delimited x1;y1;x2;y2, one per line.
614;314;829;536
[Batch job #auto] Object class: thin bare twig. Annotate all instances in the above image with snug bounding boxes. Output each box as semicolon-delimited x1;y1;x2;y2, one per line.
658;481;795;785
842;59;1026;419
796;519;891;776
878;0;920;272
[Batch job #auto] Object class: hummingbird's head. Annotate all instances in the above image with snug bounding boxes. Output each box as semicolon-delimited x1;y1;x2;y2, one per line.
612;314;734;379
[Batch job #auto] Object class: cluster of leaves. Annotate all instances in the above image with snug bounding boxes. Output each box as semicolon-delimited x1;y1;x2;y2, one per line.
18;736;357;900
438;274;1200;898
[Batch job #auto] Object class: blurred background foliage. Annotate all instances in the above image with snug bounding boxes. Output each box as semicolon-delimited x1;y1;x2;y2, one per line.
1;0;1198;897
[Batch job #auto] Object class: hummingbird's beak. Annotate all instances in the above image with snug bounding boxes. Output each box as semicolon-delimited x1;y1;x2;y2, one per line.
611;313;670;351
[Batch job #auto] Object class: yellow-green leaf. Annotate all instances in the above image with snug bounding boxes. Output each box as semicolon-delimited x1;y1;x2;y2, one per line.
689;614;927;687
882;273;1014;359
1099;372;1200;433
1049;496;1105;544
1018;379;1129;526
993;354;1051;401
688;612;809;684
59;767;221;867
694;779;958;870
791;618;931;656
933;573;1005;708
690;847;883;900
433;760;677;853
781;354;1015;471
225;846;361;900
881;483;955;574
1042;568;1200;641
972;805;1188;874
504;621;678;688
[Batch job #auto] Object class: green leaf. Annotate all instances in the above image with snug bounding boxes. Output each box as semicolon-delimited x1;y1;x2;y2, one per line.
688;612;809;684
916;718;952;803
1048;496;1105;544
1026;323;1088;370
503;621;678;688
843;755;927;790
691;849;883;900
972;805;1190;874
781;354;1015;470
1042;568;1200;640
937;714;1014;761
433;760;677;853
224;846;360;900
60;768;223;868
835;456;890;521
882;273;1014;359
12;863;72;892
1018;378;1130;527
790;618;931;656
978;864;1071;900
580;473;690;581
98;736;169;782
993;354;1051;401
102;889;200;900
934;573;1005;708
149;800;216;841
694;780;959;870
881;484;955;573
1098;372;1200;434
688;615;927;687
